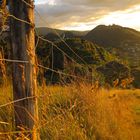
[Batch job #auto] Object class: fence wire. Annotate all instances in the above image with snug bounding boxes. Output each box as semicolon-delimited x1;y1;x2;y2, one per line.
0;0;94;137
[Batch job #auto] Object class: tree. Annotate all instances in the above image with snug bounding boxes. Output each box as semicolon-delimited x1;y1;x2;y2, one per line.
9;0;39;139
96;61;130;86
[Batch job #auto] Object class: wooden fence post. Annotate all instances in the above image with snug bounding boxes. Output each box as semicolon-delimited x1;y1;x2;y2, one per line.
9;0;39;139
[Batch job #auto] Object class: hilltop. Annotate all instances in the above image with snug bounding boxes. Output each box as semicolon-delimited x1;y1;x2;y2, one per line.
84;24;140;67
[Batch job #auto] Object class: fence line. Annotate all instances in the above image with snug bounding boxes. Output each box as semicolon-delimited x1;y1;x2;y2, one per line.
38;64;91;82
0;72;90;110
36;35;86;68
0;2;95;137
0;3;93;92
1;3;91;71
0;58;91;82
0;96;36;108
0;0;93;104
34;9;92;69
0;58;29;63
0;1;93;85
21;0;34;8
0;10;33;26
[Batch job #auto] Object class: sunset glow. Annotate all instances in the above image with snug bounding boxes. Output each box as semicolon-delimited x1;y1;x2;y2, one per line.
35;0;140;31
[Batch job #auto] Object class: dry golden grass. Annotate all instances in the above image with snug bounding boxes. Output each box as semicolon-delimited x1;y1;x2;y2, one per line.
0;83;140;140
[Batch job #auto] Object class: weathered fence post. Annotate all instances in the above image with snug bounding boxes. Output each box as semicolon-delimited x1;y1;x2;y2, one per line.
9;0;39;139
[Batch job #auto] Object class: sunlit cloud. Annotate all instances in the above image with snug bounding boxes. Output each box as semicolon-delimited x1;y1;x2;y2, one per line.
35;0;47;4
35;0;56;5
95;5;140;31
35;0;140;31
66;4;140;31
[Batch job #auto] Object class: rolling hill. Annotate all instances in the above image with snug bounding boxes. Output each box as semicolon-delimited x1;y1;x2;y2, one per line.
1;24;140;87
84;24;140;67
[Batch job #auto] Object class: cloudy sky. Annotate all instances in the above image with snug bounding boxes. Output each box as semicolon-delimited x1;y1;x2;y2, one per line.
35;0;140;31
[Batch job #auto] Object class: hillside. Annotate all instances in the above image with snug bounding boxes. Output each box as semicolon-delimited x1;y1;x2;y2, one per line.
84;25;140;67
36;38;115;84
1;25;140;87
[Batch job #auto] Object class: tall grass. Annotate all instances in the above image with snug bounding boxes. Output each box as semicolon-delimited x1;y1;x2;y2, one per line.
0;83;140;140
0;84;13;139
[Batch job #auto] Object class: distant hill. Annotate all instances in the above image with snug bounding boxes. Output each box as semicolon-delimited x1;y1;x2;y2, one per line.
36;27;88;37
1;24;140;87
84;24;140;67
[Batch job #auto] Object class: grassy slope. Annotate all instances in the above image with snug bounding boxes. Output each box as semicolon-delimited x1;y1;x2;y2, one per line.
0;84;140;139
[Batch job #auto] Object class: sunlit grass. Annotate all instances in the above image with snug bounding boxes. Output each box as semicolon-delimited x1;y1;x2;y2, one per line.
0;83;140;139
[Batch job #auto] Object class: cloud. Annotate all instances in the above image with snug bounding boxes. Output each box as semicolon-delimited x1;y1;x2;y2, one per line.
35;0;140;30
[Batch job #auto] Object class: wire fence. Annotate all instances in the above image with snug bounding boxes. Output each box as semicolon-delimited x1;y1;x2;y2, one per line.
0;0;95;137
0;1;94;96
0;0;93;83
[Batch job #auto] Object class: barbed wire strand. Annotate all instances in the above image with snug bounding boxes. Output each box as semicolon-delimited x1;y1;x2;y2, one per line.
34;9;92;68
38;64;90;81
0;10;33;26
34;28;82;67
0;58;91;82
36;35;86;68
0;75;89;110
0;0;93;137
21;0;34;8
0;1;92;71
0;59;29;63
